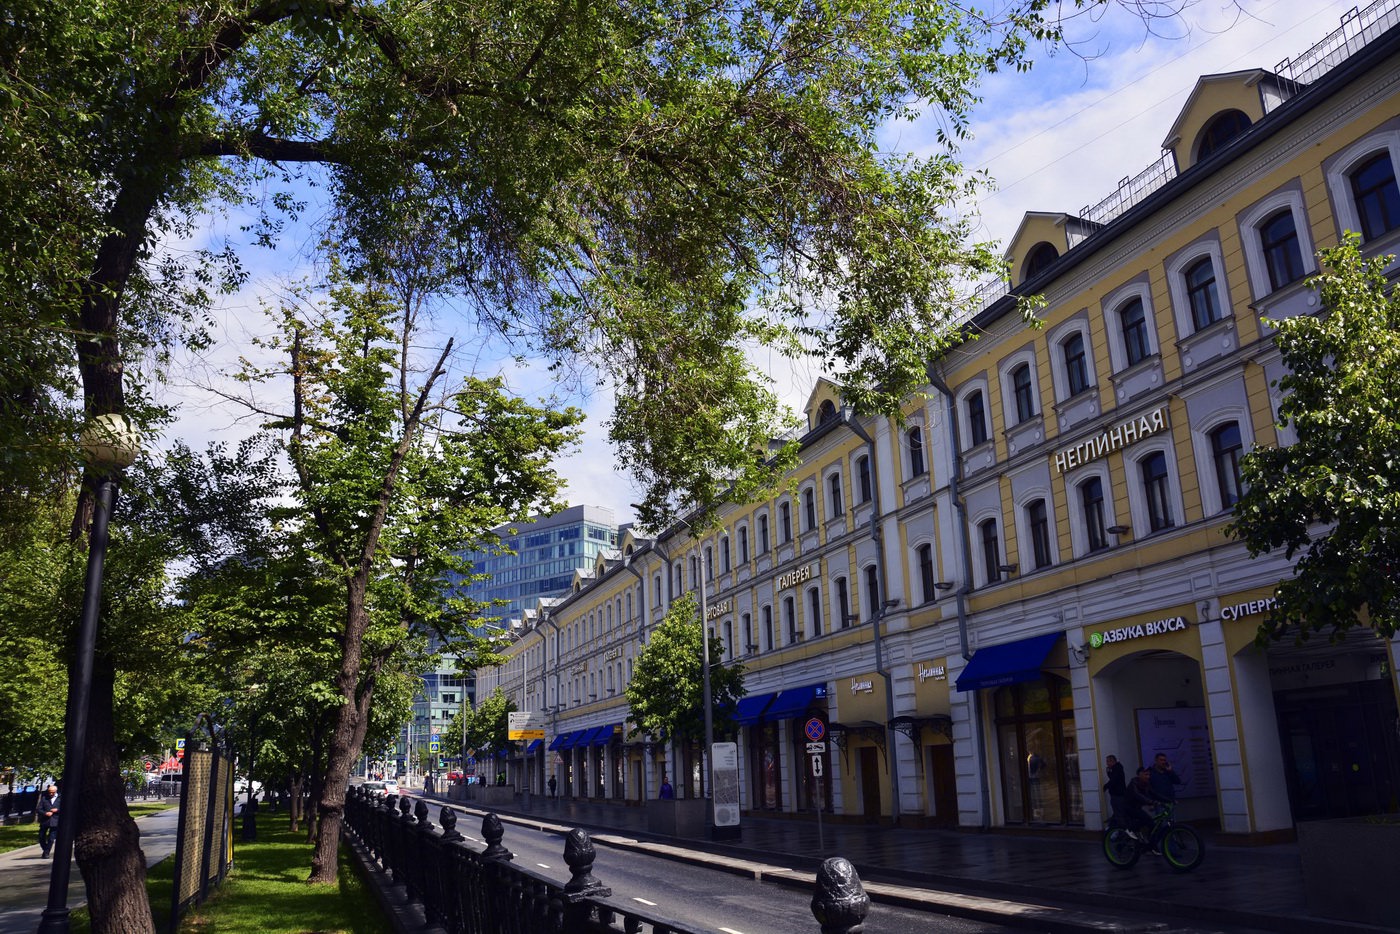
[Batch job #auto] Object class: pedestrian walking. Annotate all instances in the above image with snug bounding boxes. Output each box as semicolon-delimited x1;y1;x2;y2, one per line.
36;784;59;858
1103;754;1127;826
547;775;557;798
659;774;674;800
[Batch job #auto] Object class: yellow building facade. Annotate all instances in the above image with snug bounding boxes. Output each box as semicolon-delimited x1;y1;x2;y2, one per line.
476;6;1400;837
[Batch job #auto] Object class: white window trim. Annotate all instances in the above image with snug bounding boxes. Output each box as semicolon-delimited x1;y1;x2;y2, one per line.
1064;462;1118;558
1325;129;1400;242
822;466;845;519
1190;407;1253;517
968;505;1003;588
904;535;936;604
1165;238;1229;337
1013;486;1059;571
736;523;749;563
1046;316;1096;402
1239;187;1316;300
998;349;1042;426
1101;281;1158;372
1124;439;1186;536
955;377;992;451
852;451;874;503
799;483;819;531
859;561;881;619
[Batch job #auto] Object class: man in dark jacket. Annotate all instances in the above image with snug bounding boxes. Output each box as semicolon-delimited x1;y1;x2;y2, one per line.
36;785;59;858
1150;753;1183;802
1102;754;1127;826
1125;767;1171;849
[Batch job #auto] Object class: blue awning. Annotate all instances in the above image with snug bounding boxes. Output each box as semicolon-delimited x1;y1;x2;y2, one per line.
525;739;542;754
554;728;586;750
734;692;777;726
955;632;1063;692
765;683;828;721
547;732;570;751
588;723;622;746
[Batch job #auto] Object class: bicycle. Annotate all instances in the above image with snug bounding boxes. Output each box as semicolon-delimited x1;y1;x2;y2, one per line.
1103;801;1204;872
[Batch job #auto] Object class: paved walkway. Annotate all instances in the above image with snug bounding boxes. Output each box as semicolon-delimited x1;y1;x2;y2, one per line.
0;806;181;934
418;790;1390;934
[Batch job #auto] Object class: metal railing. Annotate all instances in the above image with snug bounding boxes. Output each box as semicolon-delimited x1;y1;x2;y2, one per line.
1273;0;1400;92
343;788;873;934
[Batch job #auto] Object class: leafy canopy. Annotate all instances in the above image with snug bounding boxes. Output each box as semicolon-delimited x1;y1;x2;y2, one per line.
625;593;745;744
1229;236;1400;643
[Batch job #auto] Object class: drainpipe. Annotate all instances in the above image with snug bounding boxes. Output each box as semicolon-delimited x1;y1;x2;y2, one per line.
841;403;902;824
927;369;991;831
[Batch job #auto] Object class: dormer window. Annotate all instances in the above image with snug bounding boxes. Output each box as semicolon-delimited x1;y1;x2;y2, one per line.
817;400;838;424
1196;109;1252;162
1022;241;1060;280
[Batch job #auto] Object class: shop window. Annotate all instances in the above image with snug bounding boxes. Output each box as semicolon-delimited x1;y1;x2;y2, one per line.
1012;363;1036;423
994;676;1082;825
857;455;872;503
907;427;926;476
1141;451;1175;532
1079;476;1108;553
966;389;989;447
917;543;936;603
808;586;823;637
1027;499;1052;570
1118;298;1151;367
1062;332;1090;396
828;473;844;517
979;518;1001;584
1350;152;1400;241
1210;421;1244;510
1181;256;1222;331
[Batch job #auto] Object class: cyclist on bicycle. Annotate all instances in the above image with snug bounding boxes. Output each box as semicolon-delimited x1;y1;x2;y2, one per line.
1124;766;1168;846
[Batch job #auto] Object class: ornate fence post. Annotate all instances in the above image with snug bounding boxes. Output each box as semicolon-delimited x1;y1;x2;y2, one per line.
561;828;611;930
481;812;514;862
810;857;870;934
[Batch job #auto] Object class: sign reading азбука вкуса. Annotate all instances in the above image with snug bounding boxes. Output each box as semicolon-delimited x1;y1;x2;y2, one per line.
1087;615;1189;649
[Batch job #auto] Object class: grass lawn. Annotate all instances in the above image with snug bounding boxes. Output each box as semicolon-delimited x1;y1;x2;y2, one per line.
0;799;175;854
73;815;388;934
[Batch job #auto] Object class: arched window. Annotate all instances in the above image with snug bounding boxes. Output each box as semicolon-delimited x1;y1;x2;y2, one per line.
1062;332;1090;396
1184;257;1222;331
1012;363;1036;423
966;390;989;447
979;519;1001;583
857;455;872;503
1260;209;1305;290
917;544;936;603
828;473;844;517
1210;422;1244;510
1023;241;1060;280
1350;152;1400;241
907;427;926;476
808;586;823;637
817;400;838;423
1141;452;1175;532
1118;298;1150;367
1196;109;1252;161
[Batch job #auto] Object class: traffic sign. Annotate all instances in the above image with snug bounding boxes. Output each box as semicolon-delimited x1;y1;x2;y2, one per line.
803;717;826;743
806;742;826;754
430;733;441;742
429;741;440;752
143;759;153;771
810;755;824;777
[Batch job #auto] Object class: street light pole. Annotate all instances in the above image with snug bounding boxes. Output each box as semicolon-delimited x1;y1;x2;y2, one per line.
40;415;138;934
697;545;714;831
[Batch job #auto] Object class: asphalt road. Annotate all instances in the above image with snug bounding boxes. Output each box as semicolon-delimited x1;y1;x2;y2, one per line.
441;807;1022;934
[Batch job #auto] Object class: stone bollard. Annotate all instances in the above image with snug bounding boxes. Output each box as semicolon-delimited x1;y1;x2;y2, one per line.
810;857;870;934
480;812;514;861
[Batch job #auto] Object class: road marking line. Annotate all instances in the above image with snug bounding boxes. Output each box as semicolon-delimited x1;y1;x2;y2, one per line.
537;863;552;869
633;897;657;906
719;928;746;934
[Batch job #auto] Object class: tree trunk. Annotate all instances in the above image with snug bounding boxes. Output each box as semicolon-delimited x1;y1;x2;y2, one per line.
76;655;154;933
288;772;303;833
307;578;371;882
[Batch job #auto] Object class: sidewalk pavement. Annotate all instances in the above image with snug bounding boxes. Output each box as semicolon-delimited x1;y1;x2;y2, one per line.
418;790;1390;934
0;806;181;934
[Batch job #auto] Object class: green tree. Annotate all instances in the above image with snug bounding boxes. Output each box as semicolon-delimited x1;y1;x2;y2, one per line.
625;593;745;750
1229;236;1400;643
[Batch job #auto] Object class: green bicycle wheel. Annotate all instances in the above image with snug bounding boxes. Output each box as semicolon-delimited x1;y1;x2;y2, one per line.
1103;828;1140;868
1161;825;1204;872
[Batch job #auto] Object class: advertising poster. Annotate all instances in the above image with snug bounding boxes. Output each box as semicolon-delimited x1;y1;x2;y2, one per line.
1135;706;1215;799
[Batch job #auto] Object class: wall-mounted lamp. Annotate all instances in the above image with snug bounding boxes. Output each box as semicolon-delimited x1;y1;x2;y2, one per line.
745;643;760;653
997;564;1018;575
1106;524;1130;536
883;599;900;609
1069;643;1088;664
933;581;955;592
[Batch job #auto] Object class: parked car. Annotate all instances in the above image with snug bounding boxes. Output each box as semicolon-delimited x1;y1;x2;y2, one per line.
360;780;388;798
446;771;463;782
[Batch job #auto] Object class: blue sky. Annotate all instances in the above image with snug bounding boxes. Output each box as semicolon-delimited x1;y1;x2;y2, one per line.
161;0;1361;530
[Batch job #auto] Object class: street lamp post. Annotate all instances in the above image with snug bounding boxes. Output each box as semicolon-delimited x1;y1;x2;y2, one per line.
39;415;139;934
697;546;715;833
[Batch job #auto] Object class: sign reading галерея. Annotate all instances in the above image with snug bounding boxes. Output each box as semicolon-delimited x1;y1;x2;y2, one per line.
1053;406;1168;474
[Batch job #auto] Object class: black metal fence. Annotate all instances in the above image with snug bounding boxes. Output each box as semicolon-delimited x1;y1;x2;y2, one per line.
0;787;40;821
343;787;872;934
